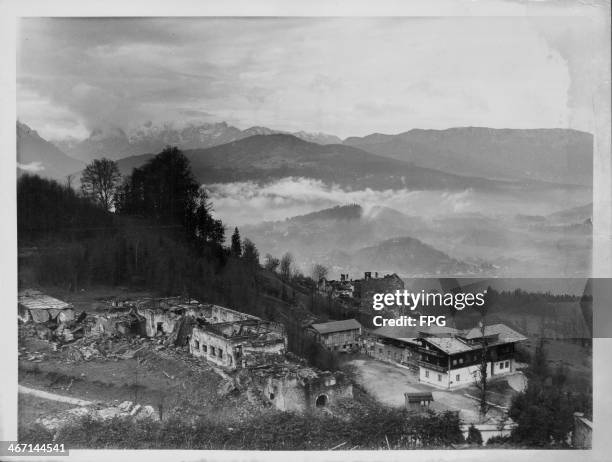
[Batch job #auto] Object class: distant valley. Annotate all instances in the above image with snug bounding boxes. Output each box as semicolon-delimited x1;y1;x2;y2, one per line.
241;203;592;278
17;120;593;277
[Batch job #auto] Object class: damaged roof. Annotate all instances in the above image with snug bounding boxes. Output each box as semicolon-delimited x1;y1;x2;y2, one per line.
18;289;73;311
311;319;362;335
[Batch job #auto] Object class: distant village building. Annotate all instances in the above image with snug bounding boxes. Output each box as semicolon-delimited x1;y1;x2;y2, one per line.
18;289;75;324
318;274;354;299
308;319;362;351
353;272;404;311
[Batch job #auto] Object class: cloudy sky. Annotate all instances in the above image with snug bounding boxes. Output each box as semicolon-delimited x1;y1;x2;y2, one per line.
17;16;605;140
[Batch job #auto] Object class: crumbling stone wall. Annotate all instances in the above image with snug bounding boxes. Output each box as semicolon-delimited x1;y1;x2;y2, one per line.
138;308;181;337
264;372;353;412
206;305;259;324
189;324;286;369
190;327;236;368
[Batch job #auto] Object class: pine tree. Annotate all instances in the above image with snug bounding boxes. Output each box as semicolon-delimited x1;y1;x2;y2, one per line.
231;227;242;257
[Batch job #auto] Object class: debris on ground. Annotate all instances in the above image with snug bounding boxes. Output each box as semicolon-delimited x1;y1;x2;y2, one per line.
35;400;161;432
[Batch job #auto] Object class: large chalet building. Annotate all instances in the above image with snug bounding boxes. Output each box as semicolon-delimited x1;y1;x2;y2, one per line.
367;323;526;389
416;324;526;388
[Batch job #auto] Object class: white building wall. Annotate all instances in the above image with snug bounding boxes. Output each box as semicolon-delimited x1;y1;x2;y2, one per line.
420;358;515;389
419;367;450;388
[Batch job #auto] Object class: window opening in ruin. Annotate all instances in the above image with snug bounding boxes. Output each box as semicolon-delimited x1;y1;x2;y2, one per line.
156;322;163;334
269;393;275;400
315;394;328;407
218;349;223;358
194;340;199;350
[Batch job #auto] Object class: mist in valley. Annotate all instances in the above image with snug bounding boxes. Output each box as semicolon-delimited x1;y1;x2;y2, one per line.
208;177;592;279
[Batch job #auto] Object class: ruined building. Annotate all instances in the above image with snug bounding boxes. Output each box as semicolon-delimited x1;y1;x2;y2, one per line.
18;289;75;324
189;319;287;369
241;361;353;412
135;298;258;338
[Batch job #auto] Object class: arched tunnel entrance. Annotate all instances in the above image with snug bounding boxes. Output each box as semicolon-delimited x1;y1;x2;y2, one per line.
315;394;328;407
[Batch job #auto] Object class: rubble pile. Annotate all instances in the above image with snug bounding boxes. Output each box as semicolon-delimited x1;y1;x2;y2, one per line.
35;400;160;432
19;349;46;362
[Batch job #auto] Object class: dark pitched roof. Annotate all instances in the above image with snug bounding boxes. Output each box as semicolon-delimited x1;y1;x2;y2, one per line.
372;325;459;342
405;392;434;402
422;323;527;355
461;323;526;342
311;319;362;335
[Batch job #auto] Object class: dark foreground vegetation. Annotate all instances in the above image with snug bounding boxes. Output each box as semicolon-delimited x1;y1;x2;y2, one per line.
20;408;464;450
505;339;592;447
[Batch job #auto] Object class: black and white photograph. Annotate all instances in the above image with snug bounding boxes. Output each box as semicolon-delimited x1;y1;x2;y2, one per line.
1;0;611;459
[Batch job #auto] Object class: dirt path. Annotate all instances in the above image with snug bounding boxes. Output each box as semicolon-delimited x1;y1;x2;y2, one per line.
348;358;506;424
18;385;93;406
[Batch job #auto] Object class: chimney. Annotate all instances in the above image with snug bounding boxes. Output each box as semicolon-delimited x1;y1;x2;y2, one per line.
365;272;371;280
340;274;346;282
375;272;379;279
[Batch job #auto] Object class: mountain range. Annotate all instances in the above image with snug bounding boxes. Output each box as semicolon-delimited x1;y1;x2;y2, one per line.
345;127;593;186
50;122;342;163
114;134;514;192
16;120;592;277
17;122;85;182
20;120;592;190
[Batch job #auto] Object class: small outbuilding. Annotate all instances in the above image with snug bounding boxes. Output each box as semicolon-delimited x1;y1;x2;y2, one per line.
308;319;362;351
404;391;434;412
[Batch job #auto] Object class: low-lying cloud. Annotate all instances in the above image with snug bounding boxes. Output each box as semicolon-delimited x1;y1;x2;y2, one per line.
17;161;45;172
206;177;477;226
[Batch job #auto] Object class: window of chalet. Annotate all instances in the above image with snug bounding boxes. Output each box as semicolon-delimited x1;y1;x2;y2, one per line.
425;370;429;378
437;374;442;382
456;374;460;382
